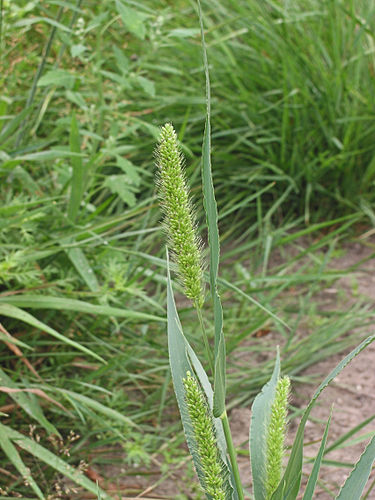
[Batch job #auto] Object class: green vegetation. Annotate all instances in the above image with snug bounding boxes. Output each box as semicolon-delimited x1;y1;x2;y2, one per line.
1;0;375;497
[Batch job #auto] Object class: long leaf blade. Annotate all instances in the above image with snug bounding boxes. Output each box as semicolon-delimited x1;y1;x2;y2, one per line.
302;412;332;500
0;296;164;323
198;0;226;418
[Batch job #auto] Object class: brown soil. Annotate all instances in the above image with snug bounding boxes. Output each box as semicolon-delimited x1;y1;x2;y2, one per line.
93;237;375;499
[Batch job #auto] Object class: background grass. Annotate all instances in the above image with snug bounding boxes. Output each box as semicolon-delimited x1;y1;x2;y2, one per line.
1;0;375;497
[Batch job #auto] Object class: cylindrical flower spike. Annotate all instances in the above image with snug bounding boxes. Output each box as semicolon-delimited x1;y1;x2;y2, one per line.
265;376;290;499
183;371;226;500
155;123;204;307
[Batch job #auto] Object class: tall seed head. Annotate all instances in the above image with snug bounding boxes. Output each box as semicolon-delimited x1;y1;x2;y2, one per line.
155;123;204;307
183;371;226;500
265;376;290;499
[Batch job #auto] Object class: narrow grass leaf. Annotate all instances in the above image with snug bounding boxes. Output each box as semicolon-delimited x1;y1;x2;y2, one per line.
271;335;375;500
0;304;105;363
302;412;332;500
198;0;226;418
0;296;165;323
250;351;280;500
336;434;375;500
218;277;289;330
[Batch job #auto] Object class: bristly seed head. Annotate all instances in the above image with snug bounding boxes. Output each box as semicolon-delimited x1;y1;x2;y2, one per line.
155;123;204;307
265;376;290;499
183;371;226;499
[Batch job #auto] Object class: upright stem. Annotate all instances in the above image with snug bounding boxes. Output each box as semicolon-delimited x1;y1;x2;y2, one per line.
221;411;245;500
196;305;214;375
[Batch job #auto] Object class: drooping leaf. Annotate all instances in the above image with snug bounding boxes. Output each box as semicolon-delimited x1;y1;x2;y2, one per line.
66;247;100;292
56;389;139;430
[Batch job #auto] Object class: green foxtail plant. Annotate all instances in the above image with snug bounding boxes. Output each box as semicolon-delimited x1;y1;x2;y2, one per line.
156;13;375;500
155;4;375;496
155;119;375;499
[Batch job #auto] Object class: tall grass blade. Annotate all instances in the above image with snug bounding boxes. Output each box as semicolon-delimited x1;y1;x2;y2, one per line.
302;412;332;500
198;0;226;418
324;415;375;455
0;108;31;146
56;389;139;430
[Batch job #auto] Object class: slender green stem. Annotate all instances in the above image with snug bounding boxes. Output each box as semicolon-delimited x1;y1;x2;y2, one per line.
196;304;214;375
221;411;245;500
